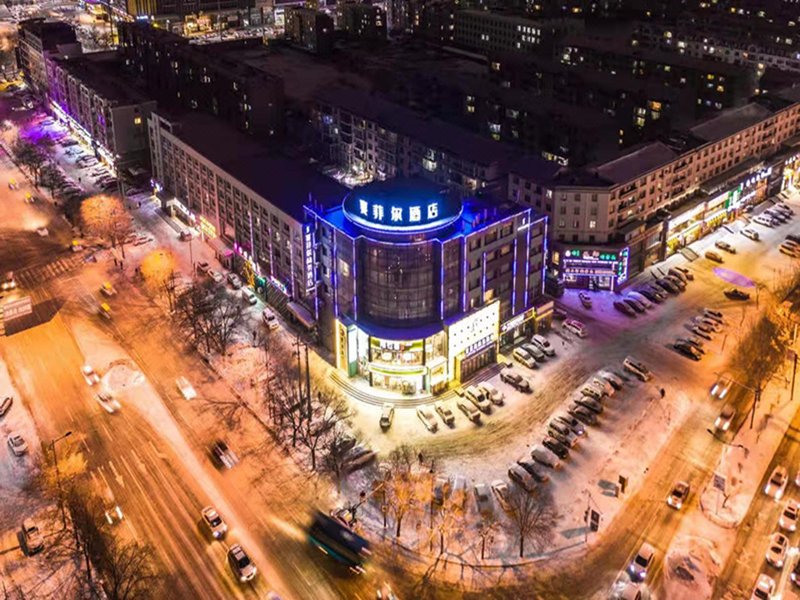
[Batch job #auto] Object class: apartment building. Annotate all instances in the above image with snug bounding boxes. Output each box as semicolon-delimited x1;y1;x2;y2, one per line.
149;110;346;320
17;19;81;97
285;7;335;55
117;22;284;138
313;86;532;198
560;34;759;112
509;88;800;290
46;52;156;167
340;3;387;41
453;10;583;56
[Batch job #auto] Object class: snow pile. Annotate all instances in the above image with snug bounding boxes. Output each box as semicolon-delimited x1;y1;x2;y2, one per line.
103;362;144;393
663;537;721;600
700;443;756;528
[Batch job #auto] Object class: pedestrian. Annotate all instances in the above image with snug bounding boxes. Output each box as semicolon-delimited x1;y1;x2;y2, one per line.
113;257;118;266
418;451;424;464
659;387;665;399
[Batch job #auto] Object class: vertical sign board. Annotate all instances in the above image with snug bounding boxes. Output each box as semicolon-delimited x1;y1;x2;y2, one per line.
2;296;32;323
712;473;726;493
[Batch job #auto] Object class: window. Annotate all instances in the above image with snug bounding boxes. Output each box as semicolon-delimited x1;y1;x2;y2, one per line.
589;220;596;229
134;116;142;125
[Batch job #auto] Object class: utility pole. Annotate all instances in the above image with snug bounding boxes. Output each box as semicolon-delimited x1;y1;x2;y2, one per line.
792;351;798;404
51;431;73;529
305;341;312;420
750;384;761;429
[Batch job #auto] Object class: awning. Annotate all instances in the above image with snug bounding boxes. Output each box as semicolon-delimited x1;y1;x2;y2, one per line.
287;301;316;329
208;236;233;258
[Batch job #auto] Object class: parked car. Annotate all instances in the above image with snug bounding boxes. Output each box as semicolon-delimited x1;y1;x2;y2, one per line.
637;287;664;303
765;466;789;500
508;464;537;492
705;250;724;263
679;337;706;354
499;368;532;392
512;347;537;369
176;376;197;401
597;369;623;391
344;445;376;472
456;398;481;423
201;506;228;539
208;269;224;283
8;433;28;456
478;382;504;406
567;403;597;425
81;364;100;385
664;275;686;291
416;405;439;432
674;341;702;361
530;446;562;470
623;356;651;381
626;291;652;309
579;292;592;308
724;288;750;301
623;297;646;313
241;288;257;305
563;318;587;338
542;436;569;459
227;544;257;582
434;401;455;426
674;266;695;281
780;243;800;257
741;227;760;241
666;481;690;510
379;403;395;430
765;532;789;568
715;240;736;253
572;396;603;414
21;519;44;554
690;324;713;341
547;425;579;448
491;480;512;511
714;403;736;432
654;278;679;294
530;334;556;356
262;308;279;330
465;386;492;413
517;458;550;482
227;273;242;289
522;342;546;362
614;300;636;316
554;414;586;436
704;308;725;323
0;396;12;417
100;281;117;297
474;483;494;515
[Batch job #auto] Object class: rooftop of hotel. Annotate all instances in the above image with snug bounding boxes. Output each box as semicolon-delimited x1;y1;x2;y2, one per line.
52;52;154;106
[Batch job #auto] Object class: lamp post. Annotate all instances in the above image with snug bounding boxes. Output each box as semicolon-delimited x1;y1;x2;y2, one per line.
51;430;73;529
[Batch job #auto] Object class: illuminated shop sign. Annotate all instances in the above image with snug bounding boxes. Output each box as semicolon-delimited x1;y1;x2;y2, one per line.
342;190;462;234
500;308;535;333
562;247;630;283
304;223;315;292
270;276;288;296
199;216;217;239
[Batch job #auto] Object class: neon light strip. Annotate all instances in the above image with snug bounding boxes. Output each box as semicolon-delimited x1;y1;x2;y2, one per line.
440;241;445;320
511;224;518;314
524;211;532;308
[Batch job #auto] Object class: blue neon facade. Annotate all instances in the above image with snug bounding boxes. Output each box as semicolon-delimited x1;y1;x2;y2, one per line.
306;178;550;395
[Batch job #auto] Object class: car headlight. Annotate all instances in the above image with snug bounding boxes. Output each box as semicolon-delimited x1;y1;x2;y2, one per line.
722;422;730;431
213;531;221;538
675;501;682;509
777;560;784;567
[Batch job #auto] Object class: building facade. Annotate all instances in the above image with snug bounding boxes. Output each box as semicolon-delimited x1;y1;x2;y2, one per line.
117;22;284;138
17;19;81;97
340;3;387;41
307;178;550;394
509;90;800;290
46;52;156;168
285;7;335;55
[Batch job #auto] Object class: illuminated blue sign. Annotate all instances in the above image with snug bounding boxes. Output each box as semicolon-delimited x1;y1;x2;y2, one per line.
342;181;462;235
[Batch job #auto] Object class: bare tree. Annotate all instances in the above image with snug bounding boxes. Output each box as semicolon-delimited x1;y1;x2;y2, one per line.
65;483;108;584
384;445;423;539
297;384;354;470
39;161;64;198
477;516;499;560
141;249;179;310
100;540;161;600
80;195;133;257
11;136;47;184
320;423;354;491
506;488;559;558
433;493;464;555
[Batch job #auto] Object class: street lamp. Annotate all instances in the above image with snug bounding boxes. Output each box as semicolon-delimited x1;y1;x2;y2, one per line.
51;430;73;529
705;428;748;454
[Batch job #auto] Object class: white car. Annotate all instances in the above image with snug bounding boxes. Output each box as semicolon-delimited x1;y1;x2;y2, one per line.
478;382;504;406
81;364;100;385
512;347;537;369
751;574;775;600
227;273;242;289
597;369;624;390
623;356;651;381
779;501;799;532
628;542;655;582
208;269;224;283
710;375;734;400
765;532;789;568
416;405;438;432
262;308;279;330
96;391;121;413
241;288;257;305
176;376;197;401
765;466;789;500
714;403;736;432
8;433;28;456
563;318;587;338
490;479;511;511
530;334;555;356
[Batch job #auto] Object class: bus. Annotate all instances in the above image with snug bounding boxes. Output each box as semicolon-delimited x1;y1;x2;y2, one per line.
307;511;371;574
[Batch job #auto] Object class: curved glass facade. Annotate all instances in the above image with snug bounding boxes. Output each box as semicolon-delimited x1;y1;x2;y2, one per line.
360;239;438;327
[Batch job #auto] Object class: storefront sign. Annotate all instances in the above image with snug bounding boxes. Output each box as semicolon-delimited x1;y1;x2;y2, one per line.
199;216;217;239
304;223;315;292
500;308;535;333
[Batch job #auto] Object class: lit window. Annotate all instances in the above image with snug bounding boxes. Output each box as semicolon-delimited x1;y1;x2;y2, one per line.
134;116;142;125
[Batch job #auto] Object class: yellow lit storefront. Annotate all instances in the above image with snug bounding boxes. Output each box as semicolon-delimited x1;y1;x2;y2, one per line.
334;302;501;395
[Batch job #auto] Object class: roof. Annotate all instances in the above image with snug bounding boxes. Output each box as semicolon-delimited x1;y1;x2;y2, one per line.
53;52;153;106
510;155;563;183
316;86;519;167
689;103;774;143
162;112;346;222
594;142;678;184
